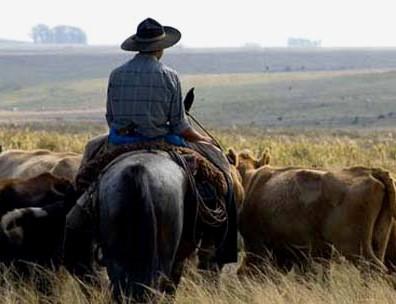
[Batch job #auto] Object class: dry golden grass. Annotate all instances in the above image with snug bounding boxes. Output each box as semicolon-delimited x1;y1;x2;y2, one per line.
1;125;395;174
0;125;396;303
0;261;396;304
216;128;396;174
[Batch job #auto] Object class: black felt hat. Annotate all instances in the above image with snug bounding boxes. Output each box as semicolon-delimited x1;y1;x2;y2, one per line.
121;18;181;52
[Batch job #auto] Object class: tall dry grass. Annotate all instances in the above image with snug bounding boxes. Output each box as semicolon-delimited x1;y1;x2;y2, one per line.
1;125;395;174
0;261;395;303
0;125;396;302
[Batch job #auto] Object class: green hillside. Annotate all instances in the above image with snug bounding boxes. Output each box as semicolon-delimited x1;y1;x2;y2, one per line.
0;69;395;128
1;47;396;128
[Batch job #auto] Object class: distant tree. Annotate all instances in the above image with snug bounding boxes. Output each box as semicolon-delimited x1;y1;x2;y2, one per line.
31;24;87;44
31;24;53;43
52;25;87;44
287;37;321;48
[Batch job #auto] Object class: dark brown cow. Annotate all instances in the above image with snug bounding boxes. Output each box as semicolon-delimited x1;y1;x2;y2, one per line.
227;149;396;274
0;172;75;266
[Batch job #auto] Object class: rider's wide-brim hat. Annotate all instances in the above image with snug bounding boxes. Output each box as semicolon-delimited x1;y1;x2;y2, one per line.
121;18;181;52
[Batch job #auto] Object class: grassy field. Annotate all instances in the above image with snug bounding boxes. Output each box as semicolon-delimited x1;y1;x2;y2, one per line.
1;46;396;129
1;45;396;302
1;260;396;304
1;69;396;129
1;125;395;174
0;125;395;303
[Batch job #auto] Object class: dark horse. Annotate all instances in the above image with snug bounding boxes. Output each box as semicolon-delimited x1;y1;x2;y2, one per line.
97;150;195;301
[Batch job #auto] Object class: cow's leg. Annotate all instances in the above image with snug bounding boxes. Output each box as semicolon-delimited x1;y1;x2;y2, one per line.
354;184;388;270
237;251;264;277
372;204;393;262
385;222;396;272
324;183;386;271
237;240;274;277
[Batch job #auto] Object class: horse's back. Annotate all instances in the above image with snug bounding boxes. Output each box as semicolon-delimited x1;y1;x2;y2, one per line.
99;152;186;207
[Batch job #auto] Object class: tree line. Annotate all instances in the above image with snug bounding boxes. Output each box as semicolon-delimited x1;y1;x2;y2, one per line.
31;24;87;44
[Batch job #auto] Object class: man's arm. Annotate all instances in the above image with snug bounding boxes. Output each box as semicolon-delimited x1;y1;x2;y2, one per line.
105;75;113;127
169;74;210;143
180;127;211;142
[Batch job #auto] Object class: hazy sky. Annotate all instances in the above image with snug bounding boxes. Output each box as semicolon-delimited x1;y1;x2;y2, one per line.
1;0;396;47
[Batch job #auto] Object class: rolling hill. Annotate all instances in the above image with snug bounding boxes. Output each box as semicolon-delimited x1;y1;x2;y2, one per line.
1;46;396;129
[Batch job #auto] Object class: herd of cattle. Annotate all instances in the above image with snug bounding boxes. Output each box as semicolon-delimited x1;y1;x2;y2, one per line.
0;147;395;282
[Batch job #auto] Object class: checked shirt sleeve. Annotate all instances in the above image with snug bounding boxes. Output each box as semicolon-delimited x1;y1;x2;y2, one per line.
105;74;114;128
169;73;191;134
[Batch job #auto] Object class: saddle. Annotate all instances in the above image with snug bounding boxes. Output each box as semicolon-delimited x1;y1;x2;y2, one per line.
74;140;228;200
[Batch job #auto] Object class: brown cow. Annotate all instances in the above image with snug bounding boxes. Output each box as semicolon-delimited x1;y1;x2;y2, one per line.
227;149;396;273
0;149;83;269
0;149;81;180
0;172;75;266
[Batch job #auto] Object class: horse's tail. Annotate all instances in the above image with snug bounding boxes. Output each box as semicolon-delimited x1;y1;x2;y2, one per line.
109;164;158;300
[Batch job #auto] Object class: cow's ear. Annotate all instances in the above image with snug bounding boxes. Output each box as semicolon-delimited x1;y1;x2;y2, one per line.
256;150;271;168
227;148;239;166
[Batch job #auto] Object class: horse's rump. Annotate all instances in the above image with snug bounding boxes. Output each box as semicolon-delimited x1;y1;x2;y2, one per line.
97;151;188;300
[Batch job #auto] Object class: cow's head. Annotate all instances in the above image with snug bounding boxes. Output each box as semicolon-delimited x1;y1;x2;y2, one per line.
227;148;270;172
226;148;271;210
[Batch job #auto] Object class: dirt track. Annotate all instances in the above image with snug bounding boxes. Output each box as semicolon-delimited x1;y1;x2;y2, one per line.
0;108;105;123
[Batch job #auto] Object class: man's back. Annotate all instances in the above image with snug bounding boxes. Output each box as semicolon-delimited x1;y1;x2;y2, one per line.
106;53;188;138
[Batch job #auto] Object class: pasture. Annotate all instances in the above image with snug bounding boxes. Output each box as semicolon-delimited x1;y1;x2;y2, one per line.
1;70;396;129
0;125;395;303
1;45;396;302
1;125;395;174
1;46;396;129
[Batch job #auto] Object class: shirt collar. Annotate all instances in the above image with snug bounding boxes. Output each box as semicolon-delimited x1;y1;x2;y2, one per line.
134;53;159;61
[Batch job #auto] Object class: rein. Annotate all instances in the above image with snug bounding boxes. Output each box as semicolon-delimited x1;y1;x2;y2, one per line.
186;112;225;152
169;150;228;251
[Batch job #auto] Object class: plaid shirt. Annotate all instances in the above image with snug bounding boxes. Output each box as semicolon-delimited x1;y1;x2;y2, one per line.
106;53;190;137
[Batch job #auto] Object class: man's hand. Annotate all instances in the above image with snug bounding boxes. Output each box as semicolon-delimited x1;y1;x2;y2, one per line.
200;136;214;144
180;127;211;143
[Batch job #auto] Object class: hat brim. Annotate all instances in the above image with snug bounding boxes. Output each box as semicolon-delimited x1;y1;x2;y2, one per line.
121;26;181;52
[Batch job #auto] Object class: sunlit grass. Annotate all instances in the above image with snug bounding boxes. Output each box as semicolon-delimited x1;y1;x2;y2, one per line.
0;260;395;304
1;125;395;174
0;124;395;302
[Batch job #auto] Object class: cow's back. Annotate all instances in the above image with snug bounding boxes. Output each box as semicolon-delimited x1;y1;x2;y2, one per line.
0;150;81;179
239;165;394;271
240;167;330;249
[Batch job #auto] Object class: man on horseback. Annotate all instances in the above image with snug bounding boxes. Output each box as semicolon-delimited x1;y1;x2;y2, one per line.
66;18;239;275
106;18;211;146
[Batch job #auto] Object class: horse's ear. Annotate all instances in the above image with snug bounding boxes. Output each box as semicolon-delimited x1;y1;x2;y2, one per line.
183;87;195;113
256;150;271;167
227;148;239;166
